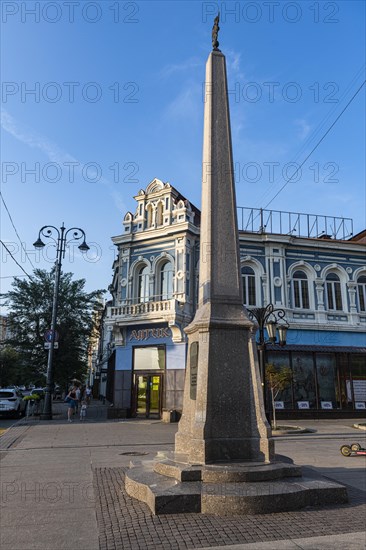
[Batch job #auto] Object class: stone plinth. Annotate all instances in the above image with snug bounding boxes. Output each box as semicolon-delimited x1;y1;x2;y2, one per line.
125;458;348;515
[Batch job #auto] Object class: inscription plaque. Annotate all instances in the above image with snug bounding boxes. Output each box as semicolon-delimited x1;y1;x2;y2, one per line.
190;341;199;400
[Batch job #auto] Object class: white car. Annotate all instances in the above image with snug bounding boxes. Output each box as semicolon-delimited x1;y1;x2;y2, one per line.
0;388;26;417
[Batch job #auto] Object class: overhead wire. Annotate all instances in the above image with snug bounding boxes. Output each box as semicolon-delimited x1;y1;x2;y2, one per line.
0;191;36;270
255;65;366;208
0;240;32;279
263;79;366;210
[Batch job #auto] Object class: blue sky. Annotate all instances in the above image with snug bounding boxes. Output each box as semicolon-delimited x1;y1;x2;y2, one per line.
1;0;365;305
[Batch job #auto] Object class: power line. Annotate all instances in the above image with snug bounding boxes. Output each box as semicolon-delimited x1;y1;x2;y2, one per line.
263;79;366;210
255;65;366;208
0;240;32;279
0;275;28;279
0;191;36;270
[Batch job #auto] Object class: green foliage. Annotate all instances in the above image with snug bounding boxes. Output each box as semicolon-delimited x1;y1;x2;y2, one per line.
1;268;105;389
0;346;28;387
266;364;293;396
265;363;292;430
23;394;41;401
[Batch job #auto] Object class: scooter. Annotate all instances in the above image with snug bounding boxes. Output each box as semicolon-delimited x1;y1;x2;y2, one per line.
340;443;366;457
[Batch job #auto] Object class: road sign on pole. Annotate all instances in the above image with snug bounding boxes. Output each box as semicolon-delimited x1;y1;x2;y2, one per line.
45;330;59;343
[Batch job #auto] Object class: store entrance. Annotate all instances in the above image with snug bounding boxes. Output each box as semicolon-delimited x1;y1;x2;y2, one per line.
134;373;162;418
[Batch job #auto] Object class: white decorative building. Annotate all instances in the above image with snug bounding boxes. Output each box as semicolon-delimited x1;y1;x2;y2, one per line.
96;179;366;419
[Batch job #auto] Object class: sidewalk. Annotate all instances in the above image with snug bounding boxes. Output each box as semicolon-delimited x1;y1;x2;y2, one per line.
0;410;365;550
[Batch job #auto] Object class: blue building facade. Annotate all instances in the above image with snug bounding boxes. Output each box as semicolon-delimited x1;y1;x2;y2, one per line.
101;179;366;418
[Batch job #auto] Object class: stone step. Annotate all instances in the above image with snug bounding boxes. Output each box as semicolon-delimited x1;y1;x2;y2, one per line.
125;465;348;516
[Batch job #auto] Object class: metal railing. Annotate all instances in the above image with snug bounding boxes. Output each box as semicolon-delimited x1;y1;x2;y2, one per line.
237;207;353;240
109;299;174;317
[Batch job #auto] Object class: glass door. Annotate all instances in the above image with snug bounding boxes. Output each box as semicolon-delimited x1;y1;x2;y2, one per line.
134;374;162;418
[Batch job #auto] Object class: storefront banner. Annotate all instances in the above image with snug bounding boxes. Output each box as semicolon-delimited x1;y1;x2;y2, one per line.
297;401;310;409
274;401;284;409
321;401;333;409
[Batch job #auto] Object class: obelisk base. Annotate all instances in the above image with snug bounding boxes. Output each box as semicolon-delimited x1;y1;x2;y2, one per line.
124;454;348;515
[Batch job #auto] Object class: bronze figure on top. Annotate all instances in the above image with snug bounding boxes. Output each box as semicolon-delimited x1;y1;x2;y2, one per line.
212;13;220;51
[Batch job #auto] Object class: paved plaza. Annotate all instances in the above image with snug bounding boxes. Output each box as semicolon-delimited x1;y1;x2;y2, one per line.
0;402;365;550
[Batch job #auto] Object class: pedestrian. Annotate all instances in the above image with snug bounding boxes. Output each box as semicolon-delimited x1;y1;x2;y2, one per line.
66;385;77;422
80;400;87;421
75;386;81;413
85;385;92;405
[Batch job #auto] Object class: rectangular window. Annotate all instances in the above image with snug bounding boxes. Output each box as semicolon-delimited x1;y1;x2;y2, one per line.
358;285;366;312
292;353;316;408
294;281;301;308
248;276;256;305
301;280;309;309
134;346;165;371
316;353;337;408
266;352;292;408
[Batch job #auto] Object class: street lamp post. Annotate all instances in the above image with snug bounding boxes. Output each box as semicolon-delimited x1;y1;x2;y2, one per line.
247;304;289;417
33;223;90;420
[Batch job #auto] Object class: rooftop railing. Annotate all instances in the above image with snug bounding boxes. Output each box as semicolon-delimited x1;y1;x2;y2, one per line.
237;207;353;240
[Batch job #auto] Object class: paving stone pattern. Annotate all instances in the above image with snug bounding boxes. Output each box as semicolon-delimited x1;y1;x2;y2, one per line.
94;467;366;550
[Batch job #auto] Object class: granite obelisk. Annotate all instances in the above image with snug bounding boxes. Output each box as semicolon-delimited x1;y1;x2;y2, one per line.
124;19;347;515
175;33;273;464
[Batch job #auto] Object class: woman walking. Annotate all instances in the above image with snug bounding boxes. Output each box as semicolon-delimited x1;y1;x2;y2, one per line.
66;385;78;422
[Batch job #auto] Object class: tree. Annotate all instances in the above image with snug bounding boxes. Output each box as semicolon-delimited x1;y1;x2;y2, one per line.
1;269;105;390
0;346;25;387
265;363;292;430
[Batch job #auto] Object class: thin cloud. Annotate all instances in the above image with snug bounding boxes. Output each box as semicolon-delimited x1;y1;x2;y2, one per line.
1;109;126;212
160;57;201;78
295;118;311;140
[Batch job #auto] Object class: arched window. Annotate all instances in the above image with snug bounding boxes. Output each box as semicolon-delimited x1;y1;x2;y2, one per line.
292;270;309;309
137;265;150;303
146;204;153;229
326;273;342;311
357;275;366;312
156;203;163;227
241;266;256;306
159;262;173;300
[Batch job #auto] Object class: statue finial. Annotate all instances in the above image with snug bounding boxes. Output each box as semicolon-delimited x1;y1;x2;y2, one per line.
212;12;220;51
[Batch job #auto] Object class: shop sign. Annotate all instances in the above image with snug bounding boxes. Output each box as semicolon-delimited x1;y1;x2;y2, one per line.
129;328;171;341
274;401;284;409
355;402;366;409
297;401;310;409
321;401;333;409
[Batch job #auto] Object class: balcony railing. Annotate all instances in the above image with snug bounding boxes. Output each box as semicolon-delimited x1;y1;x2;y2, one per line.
109;299;175;318
237;207;353;240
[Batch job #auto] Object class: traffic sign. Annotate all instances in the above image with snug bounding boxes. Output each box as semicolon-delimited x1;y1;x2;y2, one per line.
44;342;59;349
45;330;59;343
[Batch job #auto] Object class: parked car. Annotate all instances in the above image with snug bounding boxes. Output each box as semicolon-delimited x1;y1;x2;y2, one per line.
0;388;27;417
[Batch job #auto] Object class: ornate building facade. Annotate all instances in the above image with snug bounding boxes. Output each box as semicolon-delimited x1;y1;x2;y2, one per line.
98;178;366;419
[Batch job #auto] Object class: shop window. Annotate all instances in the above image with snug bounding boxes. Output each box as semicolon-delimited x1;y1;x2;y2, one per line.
292;353;316;408
326;273;342;311
357;275;366;312
349;354;366;409
137;265;150;303
266;352;293;409
159;262;173;300
292;270;310;309
241;266;256;306
315;353;338;409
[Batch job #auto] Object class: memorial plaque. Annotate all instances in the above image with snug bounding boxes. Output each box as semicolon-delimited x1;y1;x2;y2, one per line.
190;341;199;400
